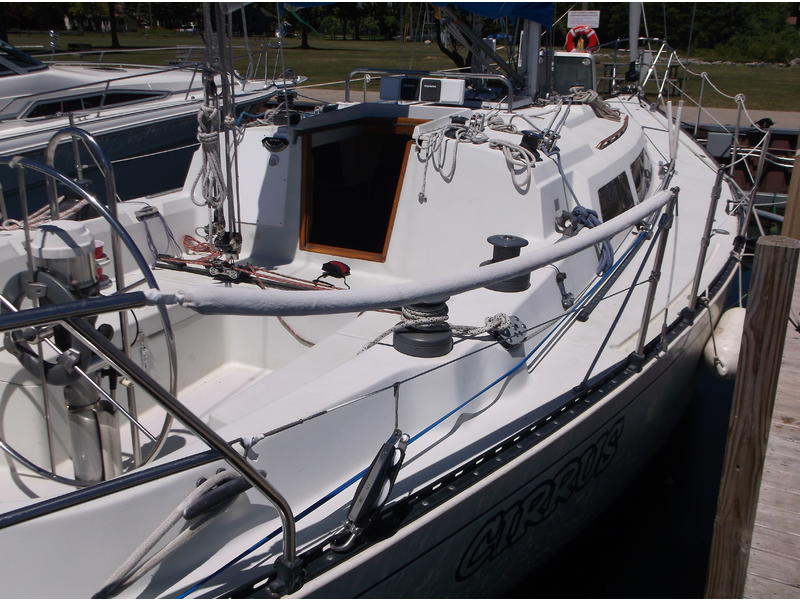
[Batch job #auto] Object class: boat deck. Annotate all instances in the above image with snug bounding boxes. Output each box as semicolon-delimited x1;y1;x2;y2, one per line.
744;266;800;598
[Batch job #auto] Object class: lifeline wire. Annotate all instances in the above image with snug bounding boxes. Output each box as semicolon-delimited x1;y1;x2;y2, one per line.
176;227;648;598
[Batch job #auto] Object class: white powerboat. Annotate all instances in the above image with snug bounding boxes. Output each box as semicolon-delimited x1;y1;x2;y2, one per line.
0;4;750;597
0;39;302;218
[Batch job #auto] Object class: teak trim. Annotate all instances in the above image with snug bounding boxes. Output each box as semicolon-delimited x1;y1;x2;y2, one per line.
299;118;424;262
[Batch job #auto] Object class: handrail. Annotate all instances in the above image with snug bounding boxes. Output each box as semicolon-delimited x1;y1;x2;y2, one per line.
1;46;285;119
0;62;204;118
0;292;156;441
596;36;672;52
0;291;148;332
8;63;205;105
38;44;261;61
344;68;515;112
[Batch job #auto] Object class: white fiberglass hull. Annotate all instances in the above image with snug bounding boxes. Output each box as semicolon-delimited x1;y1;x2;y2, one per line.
299;280;727;597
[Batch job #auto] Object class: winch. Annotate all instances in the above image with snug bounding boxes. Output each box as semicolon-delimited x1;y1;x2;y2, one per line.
2;221;121;482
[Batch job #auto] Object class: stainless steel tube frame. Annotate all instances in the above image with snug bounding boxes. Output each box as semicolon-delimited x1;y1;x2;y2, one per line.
0;291;148;333
345;68;515;112
635;191;678;355
688;170;724;312
0;290;158;444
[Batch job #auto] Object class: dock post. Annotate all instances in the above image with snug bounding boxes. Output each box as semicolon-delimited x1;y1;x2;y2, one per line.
704;235;800;598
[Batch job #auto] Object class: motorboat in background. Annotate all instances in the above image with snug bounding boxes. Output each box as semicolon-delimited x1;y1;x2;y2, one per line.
0;3;761;597
0;39;302;219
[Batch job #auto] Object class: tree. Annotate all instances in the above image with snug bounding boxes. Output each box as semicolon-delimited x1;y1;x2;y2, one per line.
67;3;106;33
108;3;120;48
285;5;325;49
0;4;8;43
149;3;202;30
558;2;798;56
3;3;69;33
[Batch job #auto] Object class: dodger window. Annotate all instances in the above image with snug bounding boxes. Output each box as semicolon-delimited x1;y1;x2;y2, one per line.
300;118;419;262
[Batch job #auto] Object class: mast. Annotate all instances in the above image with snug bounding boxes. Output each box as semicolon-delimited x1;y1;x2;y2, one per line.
522;20;542;99
627;2;642;82
197;2;241;258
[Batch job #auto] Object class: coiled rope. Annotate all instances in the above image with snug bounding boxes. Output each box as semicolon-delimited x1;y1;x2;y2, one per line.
416;113;540;200
190;105;234;209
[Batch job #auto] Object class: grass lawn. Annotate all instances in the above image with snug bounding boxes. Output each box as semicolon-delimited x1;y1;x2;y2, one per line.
9;30;800;111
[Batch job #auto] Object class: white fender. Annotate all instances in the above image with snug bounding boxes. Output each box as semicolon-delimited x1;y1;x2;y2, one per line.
703;307;746;378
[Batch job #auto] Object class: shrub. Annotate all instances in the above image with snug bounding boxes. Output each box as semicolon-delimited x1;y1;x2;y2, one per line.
716;30;800;63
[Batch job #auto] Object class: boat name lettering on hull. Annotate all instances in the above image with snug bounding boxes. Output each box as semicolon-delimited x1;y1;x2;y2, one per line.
455;417;624;581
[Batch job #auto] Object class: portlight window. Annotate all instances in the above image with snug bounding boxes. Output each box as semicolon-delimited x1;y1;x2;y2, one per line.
630;149;652;202
598;172;635;221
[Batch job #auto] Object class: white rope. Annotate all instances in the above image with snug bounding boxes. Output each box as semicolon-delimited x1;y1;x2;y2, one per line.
1;196;88;230
190;105;227;209
98;470;238;597
488;139;536;191
509;112;550;132
415;113;537;199
571;88;621;122
487;114;520;134
452;312;512;337
667;54;768;132
737;97;769;134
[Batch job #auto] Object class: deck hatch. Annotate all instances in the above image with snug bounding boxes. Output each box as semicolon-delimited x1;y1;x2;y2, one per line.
300;118;423;262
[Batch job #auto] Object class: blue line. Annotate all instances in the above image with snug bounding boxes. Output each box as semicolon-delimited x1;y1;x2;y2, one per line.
177;231;647;597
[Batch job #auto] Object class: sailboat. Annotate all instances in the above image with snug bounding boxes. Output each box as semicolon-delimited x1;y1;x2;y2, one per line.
0;4;745;597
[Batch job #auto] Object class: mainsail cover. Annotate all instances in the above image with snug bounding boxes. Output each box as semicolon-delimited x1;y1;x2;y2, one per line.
284;3;554;28
435;3;553;27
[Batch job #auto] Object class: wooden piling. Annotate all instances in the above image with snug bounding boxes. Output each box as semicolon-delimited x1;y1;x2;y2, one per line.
705;235;800;598
783;149;800;240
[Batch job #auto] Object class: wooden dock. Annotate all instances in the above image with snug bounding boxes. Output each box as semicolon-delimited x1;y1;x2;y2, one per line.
744;267;800;598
